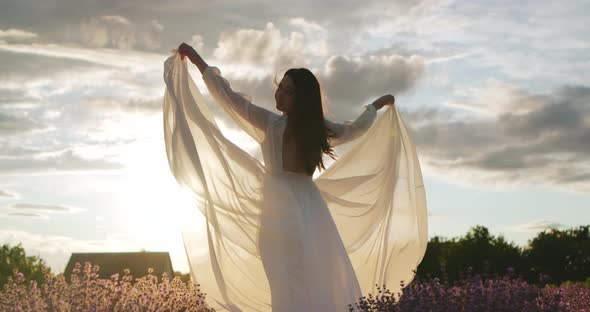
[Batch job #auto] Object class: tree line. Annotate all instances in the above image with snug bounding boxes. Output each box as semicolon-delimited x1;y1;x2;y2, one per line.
1;224;588;289
416;225;590;286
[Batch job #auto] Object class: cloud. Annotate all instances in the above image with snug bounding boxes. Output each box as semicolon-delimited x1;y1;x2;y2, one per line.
406;84;590;191
425;52;475;65
0;22;424;169
0;28;37;41
0;112;46;134
78;15;135;49
288;17;325;34
0;43;164;72
0;189;16;198
150;19;164;31
9;202;84;213
0;202;84;219
0;144;54;157
213;22;306;70
100;15;131;26
84;97;163;114
0;87;41;108
364;0;589;86
0;48;112;102
0;149;124;175
7;212;45;218
198;19;425;120
0;0;586;195
515;219;569;232
72;15;164;50
316;54;424;118
0;49;165;155
196;51;425;132
189;34;204;52
0;0;434;56
0;42;165;113
288;17;329;57
0;42;166;152
427;210;449;222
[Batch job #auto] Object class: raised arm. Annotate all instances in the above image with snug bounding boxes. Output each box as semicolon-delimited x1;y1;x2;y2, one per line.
325;94;394;146
325;103;378;146
201;65;277;143
178;42;277;143
178;42;209;74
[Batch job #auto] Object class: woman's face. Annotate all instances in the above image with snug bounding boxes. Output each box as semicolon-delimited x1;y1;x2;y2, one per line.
275;75;296;115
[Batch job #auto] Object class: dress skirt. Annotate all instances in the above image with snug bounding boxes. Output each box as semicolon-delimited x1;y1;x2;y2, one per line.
258;171;363;311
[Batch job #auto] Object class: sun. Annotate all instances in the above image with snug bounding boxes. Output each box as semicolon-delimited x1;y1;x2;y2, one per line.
107;129;207;272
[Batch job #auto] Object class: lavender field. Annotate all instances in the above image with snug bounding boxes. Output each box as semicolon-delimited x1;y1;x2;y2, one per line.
1;261;588;311
2;225;589;311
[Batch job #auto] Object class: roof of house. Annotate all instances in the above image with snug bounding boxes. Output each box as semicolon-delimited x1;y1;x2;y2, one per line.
63;252;174;283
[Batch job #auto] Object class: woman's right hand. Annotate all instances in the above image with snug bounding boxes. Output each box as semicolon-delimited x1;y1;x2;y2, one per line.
178;42;196;61
372;94;395;110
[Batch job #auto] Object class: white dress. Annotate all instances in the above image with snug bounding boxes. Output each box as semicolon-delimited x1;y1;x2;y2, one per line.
163;53;428;311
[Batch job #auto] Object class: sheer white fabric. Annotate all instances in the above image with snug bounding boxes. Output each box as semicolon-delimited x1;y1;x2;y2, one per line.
163;52;428;311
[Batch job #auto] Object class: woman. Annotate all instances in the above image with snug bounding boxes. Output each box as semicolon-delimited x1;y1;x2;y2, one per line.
163;42;427;311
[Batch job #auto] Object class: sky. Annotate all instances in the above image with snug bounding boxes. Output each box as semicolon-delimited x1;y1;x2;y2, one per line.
0;0;588;274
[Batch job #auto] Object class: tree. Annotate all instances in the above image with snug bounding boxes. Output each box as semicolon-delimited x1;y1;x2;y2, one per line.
522;225;590;285
417;226;524;285
414;236;455;280
417;225;590;286
0;242;52;289
444;226;522;282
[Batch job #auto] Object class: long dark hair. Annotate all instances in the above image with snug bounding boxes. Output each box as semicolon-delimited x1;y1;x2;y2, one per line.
274;68;337;175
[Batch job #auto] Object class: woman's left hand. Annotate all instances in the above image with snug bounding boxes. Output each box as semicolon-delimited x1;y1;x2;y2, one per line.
372;94;395;110
178;42;195;61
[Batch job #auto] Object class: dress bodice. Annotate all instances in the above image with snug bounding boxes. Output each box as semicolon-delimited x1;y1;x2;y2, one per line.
261;114;311;176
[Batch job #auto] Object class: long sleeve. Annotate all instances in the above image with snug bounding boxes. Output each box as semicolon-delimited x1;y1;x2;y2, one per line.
202;65;278;143
325;103;378;146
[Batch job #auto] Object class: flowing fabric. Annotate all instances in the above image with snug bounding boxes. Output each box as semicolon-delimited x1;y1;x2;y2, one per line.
163;52;428;311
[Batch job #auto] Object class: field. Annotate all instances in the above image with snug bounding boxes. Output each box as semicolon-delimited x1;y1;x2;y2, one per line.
2;261;588;312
